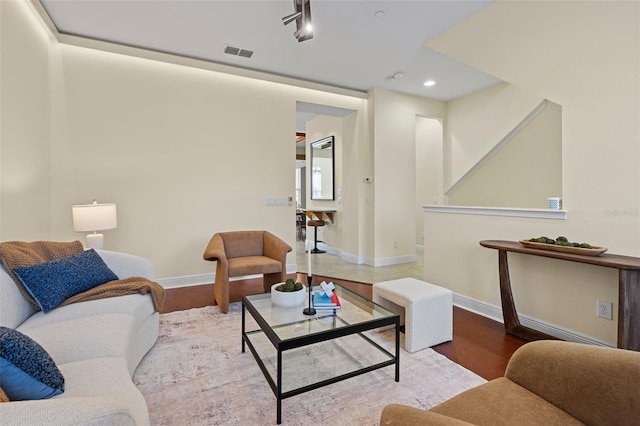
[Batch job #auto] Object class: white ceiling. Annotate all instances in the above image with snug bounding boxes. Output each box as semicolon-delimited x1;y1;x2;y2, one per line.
39;0;502;131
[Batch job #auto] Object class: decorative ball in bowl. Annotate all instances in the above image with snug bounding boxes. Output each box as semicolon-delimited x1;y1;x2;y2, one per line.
271;279;306;308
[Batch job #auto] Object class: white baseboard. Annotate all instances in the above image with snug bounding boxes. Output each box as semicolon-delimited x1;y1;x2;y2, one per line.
156;274;213;289
303;241;423;268
339;252;417;267
337;249;417;267
373;254;417;267
453;293;616;348
316;242;340;256
157;263;299;289
340;250;371;265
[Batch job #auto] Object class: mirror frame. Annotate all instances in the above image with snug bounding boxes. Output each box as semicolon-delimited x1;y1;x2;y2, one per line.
310;136;335;201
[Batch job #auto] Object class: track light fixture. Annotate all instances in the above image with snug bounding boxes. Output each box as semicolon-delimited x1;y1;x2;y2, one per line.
282;0;313;42
282;11;302;25
293;27;310;39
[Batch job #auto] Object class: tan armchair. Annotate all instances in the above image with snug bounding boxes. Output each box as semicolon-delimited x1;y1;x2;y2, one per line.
380;340;640;425
203;230;292;313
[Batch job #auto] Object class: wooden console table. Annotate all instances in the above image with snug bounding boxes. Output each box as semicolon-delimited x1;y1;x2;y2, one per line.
480;240;640;351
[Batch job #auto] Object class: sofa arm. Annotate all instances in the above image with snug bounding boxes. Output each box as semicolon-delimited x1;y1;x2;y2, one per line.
95;249;154;280
380;404;474;425
0;397;143;426
505;340;640;425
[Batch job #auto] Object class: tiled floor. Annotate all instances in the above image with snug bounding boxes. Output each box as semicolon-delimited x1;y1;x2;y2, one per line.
295;239;424;284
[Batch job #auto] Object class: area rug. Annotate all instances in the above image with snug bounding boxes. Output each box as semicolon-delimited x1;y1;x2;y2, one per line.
133;303;486;425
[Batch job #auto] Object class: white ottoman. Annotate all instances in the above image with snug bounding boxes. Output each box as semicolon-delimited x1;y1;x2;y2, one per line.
373;278;452;353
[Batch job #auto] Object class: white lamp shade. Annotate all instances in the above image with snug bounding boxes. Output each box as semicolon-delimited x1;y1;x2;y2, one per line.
72;203;117;232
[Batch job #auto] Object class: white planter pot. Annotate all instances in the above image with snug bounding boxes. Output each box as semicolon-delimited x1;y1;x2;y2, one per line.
270;283;306;307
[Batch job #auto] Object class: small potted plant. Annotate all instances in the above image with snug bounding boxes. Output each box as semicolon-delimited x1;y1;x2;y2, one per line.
271;278;306;307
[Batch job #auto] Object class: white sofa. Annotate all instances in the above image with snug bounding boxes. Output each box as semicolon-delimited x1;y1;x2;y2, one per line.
0;249;160;425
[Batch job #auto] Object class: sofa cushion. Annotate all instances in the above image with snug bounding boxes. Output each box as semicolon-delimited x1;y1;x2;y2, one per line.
56;357;150;425
96;249;155;280
0;327;64;401
0;358;150;426
0;265;37;329
18;294;158;375
18;313;138;368
18;294;154;333
13;249;119;313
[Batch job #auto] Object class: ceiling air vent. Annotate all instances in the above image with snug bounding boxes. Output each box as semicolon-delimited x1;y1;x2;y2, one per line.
224;45;240;55
224;45;254;59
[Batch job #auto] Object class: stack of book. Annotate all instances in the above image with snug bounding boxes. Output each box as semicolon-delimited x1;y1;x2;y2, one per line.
312;290;341;310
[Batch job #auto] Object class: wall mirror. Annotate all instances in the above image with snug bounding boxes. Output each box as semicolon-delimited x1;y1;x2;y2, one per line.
310;136;335;200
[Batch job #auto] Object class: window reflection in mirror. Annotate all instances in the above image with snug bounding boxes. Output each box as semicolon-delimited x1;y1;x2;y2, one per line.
310;136;334;200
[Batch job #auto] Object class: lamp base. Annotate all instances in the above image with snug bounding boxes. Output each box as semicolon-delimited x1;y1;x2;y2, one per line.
85;233;104;250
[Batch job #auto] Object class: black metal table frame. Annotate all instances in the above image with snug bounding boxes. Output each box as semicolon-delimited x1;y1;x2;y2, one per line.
241;297;400;424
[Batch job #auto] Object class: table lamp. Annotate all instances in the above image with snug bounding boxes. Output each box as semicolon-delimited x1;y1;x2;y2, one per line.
72;200;117;249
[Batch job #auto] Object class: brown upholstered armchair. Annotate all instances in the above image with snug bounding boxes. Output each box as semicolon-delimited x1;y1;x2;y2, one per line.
203;230;292;313
380;340;640;425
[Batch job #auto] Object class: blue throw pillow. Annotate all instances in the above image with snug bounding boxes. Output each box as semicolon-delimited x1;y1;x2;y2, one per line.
13;249;119;313
0;327;64;400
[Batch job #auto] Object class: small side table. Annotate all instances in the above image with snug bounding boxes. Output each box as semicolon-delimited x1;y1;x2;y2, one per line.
373;278;453;352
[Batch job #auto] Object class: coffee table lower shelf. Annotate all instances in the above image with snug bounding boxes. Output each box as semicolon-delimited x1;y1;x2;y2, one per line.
242;309;399;424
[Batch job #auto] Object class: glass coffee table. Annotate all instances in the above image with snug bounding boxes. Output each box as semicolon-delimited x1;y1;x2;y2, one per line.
242;284;400;424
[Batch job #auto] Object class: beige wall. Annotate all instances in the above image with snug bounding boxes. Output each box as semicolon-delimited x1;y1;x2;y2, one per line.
341;110;368;261
2;0;367;283
445;83;545;187
371;88;445;264
0;0;52;241
423;211;619;343
448;101;562;208
5;0;639;345
415;117;443;246
48;45;298;280
426;0;640;344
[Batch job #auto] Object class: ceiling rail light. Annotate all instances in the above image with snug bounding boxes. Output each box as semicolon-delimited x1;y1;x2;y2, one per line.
424;80;436;87
282;0;313;42
282;11;302;25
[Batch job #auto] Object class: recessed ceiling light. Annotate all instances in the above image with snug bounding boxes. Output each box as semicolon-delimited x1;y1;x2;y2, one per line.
423;80;436;87
375;10;385;18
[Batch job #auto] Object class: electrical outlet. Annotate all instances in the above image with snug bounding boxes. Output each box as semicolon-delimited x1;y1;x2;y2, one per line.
597;300;613;320
393;240;398;248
